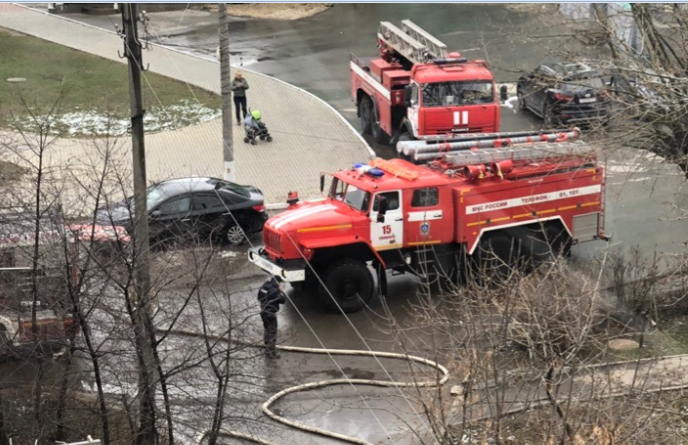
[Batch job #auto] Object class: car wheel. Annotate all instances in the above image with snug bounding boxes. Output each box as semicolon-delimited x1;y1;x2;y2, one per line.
517;90;527;110
318;260;374;313
223;223;247;246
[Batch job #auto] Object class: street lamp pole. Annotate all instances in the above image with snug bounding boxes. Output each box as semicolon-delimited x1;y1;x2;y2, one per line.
219;3;235;181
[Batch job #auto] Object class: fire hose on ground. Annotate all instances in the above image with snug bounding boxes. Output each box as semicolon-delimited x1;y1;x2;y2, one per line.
165;328;450;445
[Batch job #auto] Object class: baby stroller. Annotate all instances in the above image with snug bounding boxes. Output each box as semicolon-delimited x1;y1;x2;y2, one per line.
243;110;273;145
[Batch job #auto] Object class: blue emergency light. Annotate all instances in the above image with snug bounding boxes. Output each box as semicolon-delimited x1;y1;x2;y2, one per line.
354;163;385;177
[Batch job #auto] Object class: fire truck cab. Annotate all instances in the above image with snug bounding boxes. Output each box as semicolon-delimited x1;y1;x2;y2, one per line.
351;20;500;145
249;129;606;313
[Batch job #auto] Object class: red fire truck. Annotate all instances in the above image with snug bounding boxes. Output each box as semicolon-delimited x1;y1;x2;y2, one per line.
350;19;500;146
248;129;606;313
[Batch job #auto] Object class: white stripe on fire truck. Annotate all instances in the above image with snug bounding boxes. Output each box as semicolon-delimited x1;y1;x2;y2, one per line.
408;210;443;222
271;205;337;230
453;111;470;126
350;61;391;101
465;185;602;215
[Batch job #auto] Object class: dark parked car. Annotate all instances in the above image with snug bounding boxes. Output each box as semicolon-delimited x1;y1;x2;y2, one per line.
517;62;611;127
608;65;687;120
96;177;267;246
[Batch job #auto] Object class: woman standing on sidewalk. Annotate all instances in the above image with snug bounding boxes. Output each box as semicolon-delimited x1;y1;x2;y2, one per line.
231;71;249;125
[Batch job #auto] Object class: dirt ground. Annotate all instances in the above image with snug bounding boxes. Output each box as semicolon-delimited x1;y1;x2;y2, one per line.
195;3;334;21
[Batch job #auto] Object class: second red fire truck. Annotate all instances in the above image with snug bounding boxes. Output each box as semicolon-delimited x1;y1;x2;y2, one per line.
350;19;501;145
249;129;606;313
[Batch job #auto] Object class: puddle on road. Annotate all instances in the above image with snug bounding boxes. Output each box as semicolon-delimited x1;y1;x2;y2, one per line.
322;367;376;380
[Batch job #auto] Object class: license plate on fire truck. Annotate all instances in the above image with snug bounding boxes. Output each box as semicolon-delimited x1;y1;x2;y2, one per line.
247;248;305;282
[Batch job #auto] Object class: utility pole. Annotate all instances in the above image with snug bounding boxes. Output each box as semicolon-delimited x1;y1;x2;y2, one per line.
120;4;158;444
219;3;235;181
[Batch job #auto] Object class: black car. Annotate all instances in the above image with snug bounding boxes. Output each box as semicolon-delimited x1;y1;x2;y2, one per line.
517;62;611;127
96;177;267;246
608;65;687;120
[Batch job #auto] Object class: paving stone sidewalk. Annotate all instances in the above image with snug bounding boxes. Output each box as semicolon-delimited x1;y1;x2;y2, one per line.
0;3;372;206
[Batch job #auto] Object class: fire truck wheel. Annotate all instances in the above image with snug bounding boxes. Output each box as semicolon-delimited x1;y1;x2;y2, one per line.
360;97;373;135
475;234;522;282
318;260;374;313
544;225;571;257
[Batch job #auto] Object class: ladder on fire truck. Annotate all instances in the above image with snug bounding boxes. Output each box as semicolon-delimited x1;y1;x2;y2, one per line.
377;20;448;64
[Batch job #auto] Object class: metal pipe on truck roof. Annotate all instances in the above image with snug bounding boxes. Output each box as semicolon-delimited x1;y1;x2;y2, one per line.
399;130;571;154
412;138;592;163
398;129;581;157
410;129;576;145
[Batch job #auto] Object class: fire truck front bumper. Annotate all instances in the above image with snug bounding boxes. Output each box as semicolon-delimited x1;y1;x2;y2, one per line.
247;248;306;282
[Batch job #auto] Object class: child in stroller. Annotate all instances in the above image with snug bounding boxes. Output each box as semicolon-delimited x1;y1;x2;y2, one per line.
243;110;273;145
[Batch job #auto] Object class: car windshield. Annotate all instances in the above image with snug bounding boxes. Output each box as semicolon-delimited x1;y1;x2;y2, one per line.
328;178;370;212
422;80;494;107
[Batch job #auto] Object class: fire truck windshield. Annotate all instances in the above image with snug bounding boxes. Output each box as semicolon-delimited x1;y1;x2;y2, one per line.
422;80;494;107
329;178;370;212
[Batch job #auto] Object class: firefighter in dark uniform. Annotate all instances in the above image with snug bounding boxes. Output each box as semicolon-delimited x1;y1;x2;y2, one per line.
257;276;287;359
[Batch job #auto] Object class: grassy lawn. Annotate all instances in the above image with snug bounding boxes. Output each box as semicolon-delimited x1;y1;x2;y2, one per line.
0;29;221;137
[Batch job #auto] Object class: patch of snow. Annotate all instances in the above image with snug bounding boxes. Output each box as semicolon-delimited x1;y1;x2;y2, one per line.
502;95;518;111
11;100;220;137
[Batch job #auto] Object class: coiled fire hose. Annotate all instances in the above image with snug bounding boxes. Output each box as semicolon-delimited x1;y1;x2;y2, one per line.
170;328;450;445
